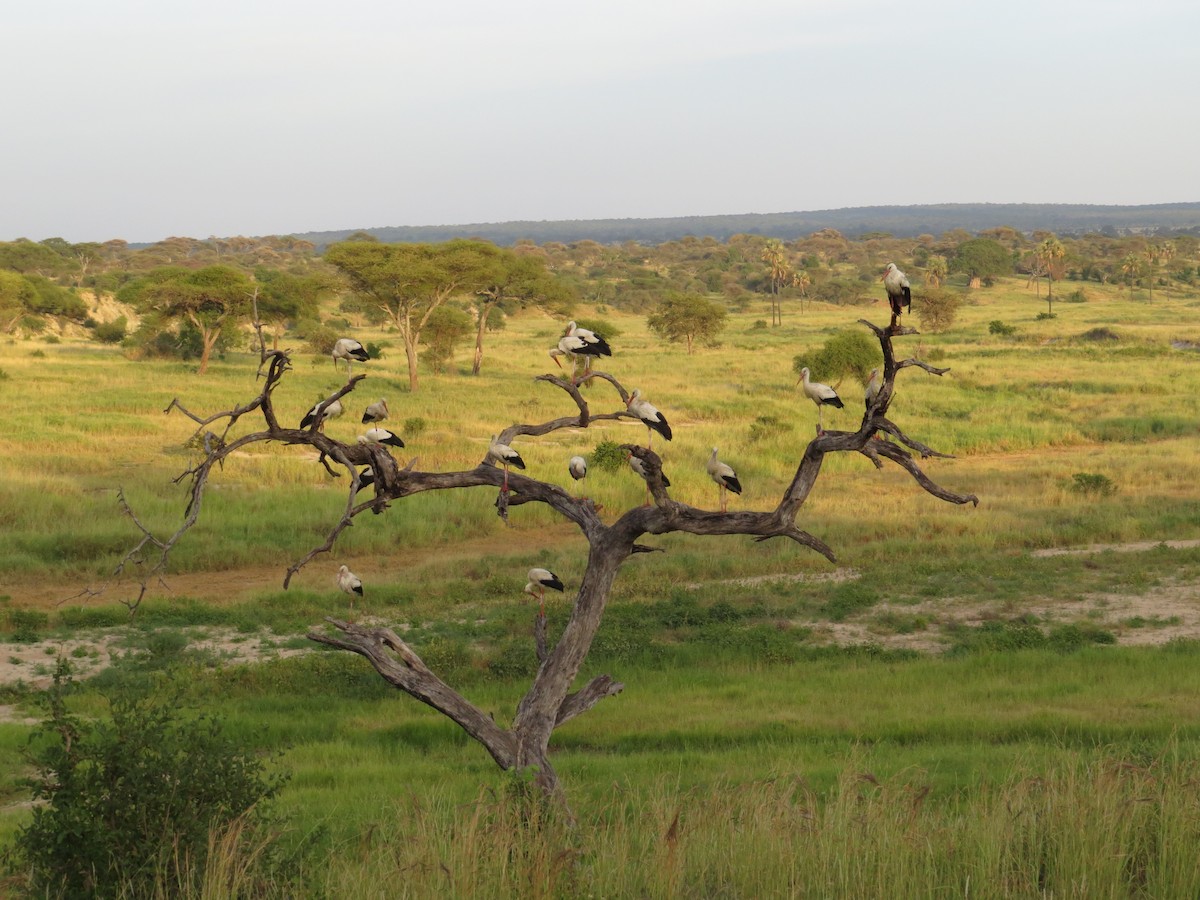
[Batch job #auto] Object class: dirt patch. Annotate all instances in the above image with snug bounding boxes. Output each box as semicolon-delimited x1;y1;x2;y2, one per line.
0;627;309;690
1032;539;1200;558
685;567;860;590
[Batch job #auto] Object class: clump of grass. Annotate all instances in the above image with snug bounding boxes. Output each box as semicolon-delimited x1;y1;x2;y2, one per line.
1036;311;1057;320
989;320;1017;336
748;415;792;442
403;416;427;437
1079;326;1119;341
1071;472;1117;496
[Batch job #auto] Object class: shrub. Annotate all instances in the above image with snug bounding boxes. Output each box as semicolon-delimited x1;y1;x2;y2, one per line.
1071;473;1117;496
93;316;127;344
793;330;879;385
403;416;427;438
422;305;473;373
1036;311;1057;321
8;666;289;899
915;287;963;333
748;415;792;442
989;320;1017;336
590;439;627;472
1078;327;1119;342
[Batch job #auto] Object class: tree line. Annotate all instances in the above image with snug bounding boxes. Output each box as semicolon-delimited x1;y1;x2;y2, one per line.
2;224;1197;383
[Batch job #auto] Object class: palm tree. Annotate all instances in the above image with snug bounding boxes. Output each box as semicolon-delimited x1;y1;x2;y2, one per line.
792;268;811;314
924;255;948;287
760;240;791;326
1120;254;1142;299
1143;244;1159;302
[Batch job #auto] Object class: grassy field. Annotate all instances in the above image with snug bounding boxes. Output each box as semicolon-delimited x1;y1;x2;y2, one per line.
2;277;1200;895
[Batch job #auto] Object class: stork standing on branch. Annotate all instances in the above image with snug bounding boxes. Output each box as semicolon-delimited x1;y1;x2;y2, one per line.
883;263;912;331
626;389;672;449
487;435;525;493
797;367;843;434
707;447;742;512
358;428;404;448
301;397;344;431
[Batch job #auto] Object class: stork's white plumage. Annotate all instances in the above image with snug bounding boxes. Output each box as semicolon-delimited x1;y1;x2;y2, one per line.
568;455;587;482
488;435;525;492
883;263;912;325
332;338;369;374
523;566;565;616
358;428;405;448
864;367;882;408
798;367;844;434
626;389;673;448
336;564;363;609
300;397;344;430
707;447;742;513
565;321;612;357
361;398;389;424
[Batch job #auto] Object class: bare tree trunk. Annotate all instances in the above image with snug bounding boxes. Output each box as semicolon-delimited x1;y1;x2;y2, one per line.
472;302;491;376
197;327;221;375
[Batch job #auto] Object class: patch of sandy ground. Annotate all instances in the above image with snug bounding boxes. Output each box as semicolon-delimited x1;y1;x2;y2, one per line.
3;541;1199;695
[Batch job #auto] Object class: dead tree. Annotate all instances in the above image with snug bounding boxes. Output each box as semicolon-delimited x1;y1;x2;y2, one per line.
116;320;976;801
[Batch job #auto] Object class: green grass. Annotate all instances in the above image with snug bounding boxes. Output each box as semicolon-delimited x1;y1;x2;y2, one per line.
4;278;1200;893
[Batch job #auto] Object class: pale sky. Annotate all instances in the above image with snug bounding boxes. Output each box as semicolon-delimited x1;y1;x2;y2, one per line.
3;0;1197;244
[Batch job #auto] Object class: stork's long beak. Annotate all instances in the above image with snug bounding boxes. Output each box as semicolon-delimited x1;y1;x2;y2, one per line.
551;354;562;369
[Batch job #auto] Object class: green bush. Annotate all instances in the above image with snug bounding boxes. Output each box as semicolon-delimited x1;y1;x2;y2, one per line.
8;666;289;899
988;320;1017;336
93;316;127;344
793;330;880;385
1071;472;1117;496
590;439;627;472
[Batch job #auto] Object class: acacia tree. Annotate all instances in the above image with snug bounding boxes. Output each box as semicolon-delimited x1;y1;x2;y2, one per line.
134;266;255;374
325;240;495;391
116;319;976;804
472;250;574;375
646;292;728;354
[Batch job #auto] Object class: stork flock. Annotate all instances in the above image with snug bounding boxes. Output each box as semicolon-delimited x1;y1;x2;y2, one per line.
324;263;910;613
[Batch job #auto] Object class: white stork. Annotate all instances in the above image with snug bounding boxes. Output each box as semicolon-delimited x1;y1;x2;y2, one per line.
487;435;525;492
361;398;389;425
568;455;588;496
707;447;742;513
626;389;673;448
358;428;405;448
797;367;844;434
523;567;565;617
300;396;344;430
883;263;912;327
565;321;612;357
864;367;882;409
336;564;363;610
550;334;605;385
332;338;369;374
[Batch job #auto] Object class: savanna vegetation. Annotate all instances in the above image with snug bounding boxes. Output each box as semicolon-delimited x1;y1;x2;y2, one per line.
2;220;1200;897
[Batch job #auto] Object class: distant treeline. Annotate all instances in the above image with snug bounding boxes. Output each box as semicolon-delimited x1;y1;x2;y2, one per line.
291;203;1200;249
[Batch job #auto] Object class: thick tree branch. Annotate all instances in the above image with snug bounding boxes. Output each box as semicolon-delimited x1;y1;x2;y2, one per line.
308;618;517;769
555;675;624;727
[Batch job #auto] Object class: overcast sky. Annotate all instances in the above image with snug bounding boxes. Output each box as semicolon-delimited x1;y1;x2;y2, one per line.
3;0;1197;244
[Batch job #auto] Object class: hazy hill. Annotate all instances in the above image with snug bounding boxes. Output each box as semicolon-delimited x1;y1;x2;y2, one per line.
291;202;1200;248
